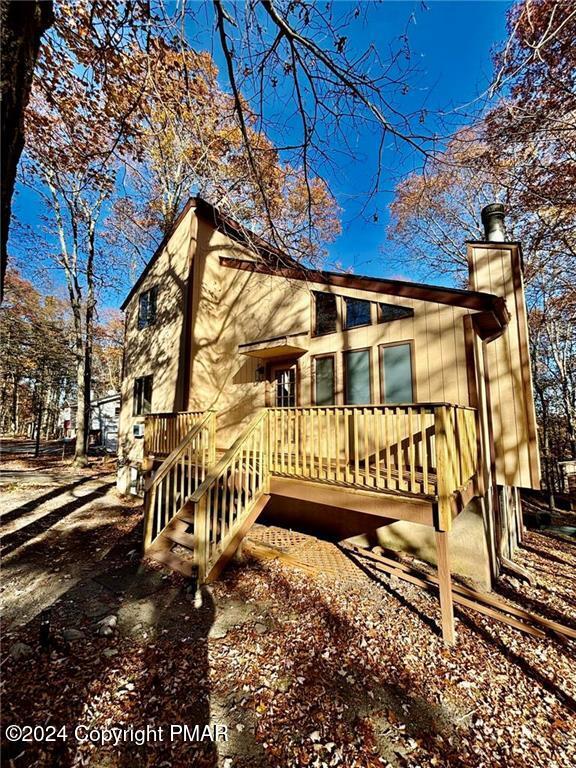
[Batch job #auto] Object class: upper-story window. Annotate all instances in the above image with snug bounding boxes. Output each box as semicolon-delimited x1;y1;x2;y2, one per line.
138;286;157;329
344;297;371;329
314;292;337;335
133;375;153;415
378;303;414;323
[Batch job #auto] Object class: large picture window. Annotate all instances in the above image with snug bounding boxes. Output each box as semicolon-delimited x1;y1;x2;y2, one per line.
381;343;413;403
314;356;335;406
344;349;371;405
138;286;158;329
314;292;337;335
344;297;371;329
133;375;153;415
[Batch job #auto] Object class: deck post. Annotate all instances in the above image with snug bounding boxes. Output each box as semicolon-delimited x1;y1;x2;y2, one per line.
435;529;456;646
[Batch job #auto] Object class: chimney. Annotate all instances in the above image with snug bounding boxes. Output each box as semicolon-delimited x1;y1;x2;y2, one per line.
481;203;506;242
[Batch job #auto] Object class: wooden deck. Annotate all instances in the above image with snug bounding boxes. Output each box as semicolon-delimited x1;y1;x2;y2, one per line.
142;404;480;645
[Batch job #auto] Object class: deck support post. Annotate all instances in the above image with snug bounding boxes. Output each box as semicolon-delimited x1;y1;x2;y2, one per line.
435;529;456;646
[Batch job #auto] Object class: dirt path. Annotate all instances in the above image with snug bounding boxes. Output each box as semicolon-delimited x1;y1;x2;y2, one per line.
0;473;140;628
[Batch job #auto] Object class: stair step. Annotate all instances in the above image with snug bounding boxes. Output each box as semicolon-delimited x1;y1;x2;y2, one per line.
147;547;196;579
159;528;197;550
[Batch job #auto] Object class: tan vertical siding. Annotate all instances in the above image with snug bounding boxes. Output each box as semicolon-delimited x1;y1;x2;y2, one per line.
468;243;540;489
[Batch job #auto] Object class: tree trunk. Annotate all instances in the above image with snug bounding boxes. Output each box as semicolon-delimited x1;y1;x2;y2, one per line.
34;396;42;457
11;374;19;433
0;0;54;303
74;348;88;465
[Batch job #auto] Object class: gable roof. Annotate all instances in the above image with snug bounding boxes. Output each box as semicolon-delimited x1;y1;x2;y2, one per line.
120;197;509;337
120;196;298;311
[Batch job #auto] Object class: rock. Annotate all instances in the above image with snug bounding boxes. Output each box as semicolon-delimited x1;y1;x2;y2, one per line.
10;642;33;660
209;627;228;640
63;628;85;641
97;615;118;628
254;622;268;635
96;615;117;636
102;648;118;658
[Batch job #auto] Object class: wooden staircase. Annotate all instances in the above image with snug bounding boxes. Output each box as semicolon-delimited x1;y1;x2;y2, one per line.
144;411;271;583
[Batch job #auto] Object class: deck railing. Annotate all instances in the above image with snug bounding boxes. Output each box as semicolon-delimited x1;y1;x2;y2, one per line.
144;410;206;456
188;411;269;583
143;411;216;549
268;404;478;529
144;404;479;563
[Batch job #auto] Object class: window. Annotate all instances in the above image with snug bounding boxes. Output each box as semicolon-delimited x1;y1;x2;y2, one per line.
314;356;335;406
345;297;371;329
344;349;371;405
381;343;413;403
138;286;157;329
274;366;296;407
314;292;337;335
133;375;153;415
378;303;414;323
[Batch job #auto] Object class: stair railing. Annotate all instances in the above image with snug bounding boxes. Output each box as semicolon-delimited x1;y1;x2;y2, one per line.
188;410;269;583
143;410;216;550
144;410;206;456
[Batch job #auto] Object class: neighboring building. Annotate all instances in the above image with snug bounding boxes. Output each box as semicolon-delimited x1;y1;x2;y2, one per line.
90;392;121;453
558;460;576;497
61;392;120;453
117;197;540;644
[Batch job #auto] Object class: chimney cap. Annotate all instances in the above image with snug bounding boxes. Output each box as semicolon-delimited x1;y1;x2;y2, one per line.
480;203;506;242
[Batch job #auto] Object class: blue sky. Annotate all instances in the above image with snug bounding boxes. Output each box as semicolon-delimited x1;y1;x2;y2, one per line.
317;0;512;279
12;0;512;308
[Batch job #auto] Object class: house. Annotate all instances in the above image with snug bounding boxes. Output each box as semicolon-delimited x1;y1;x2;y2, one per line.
117;197;540;645
61;392;120;452
558;460;576;498
89;392;121;452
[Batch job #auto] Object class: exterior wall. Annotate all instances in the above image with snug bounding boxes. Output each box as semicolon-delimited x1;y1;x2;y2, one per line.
468;242;540;490
187;214;473;449
117;207;196;492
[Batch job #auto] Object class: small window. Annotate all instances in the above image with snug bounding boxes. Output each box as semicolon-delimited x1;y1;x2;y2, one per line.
381;343;413;403
314;292;337;335
344;349;371;405
315;356;335;406
344;297;371;329
138;286;157;329
378;303;414;323
133;375;153;415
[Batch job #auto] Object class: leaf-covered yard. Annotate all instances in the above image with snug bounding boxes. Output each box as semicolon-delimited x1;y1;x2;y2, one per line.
1;464;575;768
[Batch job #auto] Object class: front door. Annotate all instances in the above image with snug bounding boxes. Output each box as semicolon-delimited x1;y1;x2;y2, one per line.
272;365;297;407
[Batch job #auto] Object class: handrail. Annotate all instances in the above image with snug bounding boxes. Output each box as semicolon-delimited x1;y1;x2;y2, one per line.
151;411;216;488
143;410;216;550
144;410;206;456
189;411;267;503
191;410;269;582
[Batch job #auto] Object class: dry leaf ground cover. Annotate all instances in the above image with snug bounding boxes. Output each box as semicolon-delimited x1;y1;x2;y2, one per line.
1;456;575;768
